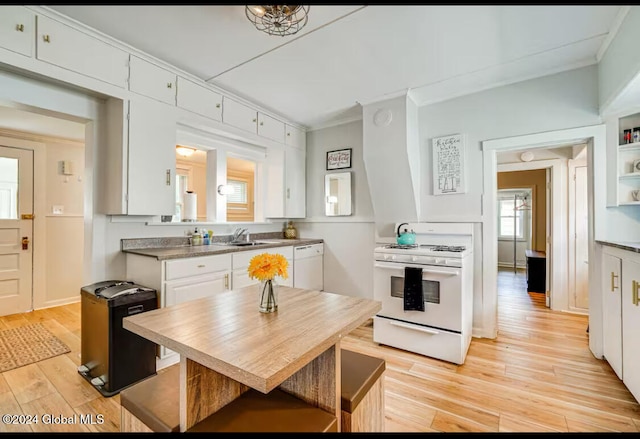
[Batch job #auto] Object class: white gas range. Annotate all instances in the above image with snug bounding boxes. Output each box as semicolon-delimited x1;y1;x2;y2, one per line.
373;222;474;365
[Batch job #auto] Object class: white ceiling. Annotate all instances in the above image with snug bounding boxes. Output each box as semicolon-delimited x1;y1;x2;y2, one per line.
43;5;624;130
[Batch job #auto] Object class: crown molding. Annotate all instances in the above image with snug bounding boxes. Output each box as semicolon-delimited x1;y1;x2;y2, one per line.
307;114;363;132
596;6;631;63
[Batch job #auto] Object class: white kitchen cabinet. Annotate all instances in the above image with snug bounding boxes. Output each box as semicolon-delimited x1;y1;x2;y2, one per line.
176;76;222;121
0;7;34;57
285;124;305;149
264;144;306;219
126;252;232;362
257;112;285;143
622;256;640;402
602;252;622;379
222;97;257;134
231;246;293;289
285;144;306;218
129;55;176;105
606;111;640;207
103;96;176;215
36;15;129;88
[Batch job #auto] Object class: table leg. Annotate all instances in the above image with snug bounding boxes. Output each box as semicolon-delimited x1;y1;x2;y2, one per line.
279;342;341;431
179;356;249;432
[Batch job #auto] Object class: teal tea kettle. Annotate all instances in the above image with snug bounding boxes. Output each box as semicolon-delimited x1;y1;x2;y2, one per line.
396;223;416;245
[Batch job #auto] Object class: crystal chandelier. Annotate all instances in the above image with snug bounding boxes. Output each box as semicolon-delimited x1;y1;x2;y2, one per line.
245;5;310;37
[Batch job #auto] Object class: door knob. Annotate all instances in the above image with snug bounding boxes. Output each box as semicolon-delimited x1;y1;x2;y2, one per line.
22;237;29;250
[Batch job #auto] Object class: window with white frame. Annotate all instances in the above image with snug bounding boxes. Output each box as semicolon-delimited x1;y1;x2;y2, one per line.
498;190;530;240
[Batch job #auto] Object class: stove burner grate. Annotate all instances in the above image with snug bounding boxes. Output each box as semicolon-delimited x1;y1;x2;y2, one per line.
431;245;466;252
385;244;419;250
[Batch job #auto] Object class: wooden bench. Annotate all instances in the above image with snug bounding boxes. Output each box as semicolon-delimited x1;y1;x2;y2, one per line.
121;349;385;432
340;349;386;432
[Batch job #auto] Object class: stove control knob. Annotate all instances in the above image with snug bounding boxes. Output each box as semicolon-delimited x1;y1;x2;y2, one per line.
435;258;445;264
383;254;390;260
391;255;397;260
411;256;418;262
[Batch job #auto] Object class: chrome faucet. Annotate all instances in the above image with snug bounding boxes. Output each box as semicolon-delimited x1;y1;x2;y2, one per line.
232;227;248;242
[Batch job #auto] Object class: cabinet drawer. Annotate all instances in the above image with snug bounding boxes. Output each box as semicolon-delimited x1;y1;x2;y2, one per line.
232;246;293;270
223;97;257;133
129;55;177;105
176;77;222;121
165;254;231;281
0;7;34;57
258;112;285;143
37;15;129;88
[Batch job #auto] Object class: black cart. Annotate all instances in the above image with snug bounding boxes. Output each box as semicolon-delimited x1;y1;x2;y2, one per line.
79;280;157;397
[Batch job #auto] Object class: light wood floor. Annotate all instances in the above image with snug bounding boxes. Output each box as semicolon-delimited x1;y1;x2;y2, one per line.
1;269;639;432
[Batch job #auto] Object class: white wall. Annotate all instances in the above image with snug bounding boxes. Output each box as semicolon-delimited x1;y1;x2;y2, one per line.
302;120;376;299
418;65;601;337
44;141;84;305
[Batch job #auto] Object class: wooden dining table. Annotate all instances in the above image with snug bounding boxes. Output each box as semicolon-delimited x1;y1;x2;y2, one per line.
122;285;381;432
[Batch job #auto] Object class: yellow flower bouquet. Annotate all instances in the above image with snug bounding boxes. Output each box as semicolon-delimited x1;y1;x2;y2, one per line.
248;253;288;313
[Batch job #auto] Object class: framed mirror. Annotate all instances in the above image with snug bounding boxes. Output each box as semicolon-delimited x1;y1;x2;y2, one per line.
325;172;352;216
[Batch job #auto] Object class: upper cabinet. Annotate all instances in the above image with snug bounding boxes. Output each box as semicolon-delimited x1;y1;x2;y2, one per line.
129;55;176;105
36;15;129;88
222;97;257;133
257;112;284;143
102;96;176;216
285;124;305;149
176;76;222;121
0;7;35;57
606;111;640;207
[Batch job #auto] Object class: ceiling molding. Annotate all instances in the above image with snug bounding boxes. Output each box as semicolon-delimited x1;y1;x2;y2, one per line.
307;114;363;132
355;89;409;107
596;5;631;62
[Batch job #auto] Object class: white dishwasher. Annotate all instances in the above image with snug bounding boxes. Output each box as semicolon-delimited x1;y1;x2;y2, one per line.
293;243;324;291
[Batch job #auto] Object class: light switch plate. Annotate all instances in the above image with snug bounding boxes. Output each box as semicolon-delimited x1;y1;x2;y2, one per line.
53;205;64;215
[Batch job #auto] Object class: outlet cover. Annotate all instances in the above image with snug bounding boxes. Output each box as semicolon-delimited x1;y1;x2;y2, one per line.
53;205;64;215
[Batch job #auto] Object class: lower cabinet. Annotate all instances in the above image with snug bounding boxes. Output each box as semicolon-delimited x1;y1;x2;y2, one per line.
125;253;231;362
622;257;640;402
602;253;622;379
601;245;640;402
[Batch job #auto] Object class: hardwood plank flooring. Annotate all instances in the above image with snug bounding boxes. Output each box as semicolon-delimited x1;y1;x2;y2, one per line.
0;269;638;432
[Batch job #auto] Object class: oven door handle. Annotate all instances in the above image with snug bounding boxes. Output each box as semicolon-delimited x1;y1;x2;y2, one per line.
374;262;460;276
389;320;440;335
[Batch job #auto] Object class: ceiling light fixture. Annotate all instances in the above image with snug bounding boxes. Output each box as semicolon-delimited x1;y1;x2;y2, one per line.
245;5;310;37
176;146;196;157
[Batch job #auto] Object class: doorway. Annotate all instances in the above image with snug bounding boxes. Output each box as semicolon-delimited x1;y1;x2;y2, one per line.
481;124;604;341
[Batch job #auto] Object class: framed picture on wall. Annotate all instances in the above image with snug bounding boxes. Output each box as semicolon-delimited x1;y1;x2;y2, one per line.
326;148;352;170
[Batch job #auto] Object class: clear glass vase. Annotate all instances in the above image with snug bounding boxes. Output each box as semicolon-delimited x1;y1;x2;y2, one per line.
259;279;278;313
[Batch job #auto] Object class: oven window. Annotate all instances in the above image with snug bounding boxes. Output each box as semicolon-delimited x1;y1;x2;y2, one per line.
390;276;440;304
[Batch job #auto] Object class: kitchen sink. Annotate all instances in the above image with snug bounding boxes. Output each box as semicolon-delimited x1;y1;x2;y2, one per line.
228;241;268;247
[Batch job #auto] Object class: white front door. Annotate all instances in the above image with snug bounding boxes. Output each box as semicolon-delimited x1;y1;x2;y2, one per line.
0;145;33;316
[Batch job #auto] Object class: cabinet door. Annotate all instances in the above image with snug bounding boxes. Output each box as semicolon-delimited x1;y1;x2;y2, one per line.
127;97;176;215
257;112;284;143
285;145;306;218
222;97;257;133
232;270;259;290
176;77;222;121
622;257;640;402
602;253;622;379
129;55;176;105
0;7;34;56
264;145;285;218
285;124;305;149
37;15;129;88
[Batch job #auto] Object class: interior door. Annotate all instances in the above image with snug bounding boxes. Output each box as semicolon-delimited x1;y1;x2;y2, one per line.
0;145;33;316
574;166;589;309
545;168;551;307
